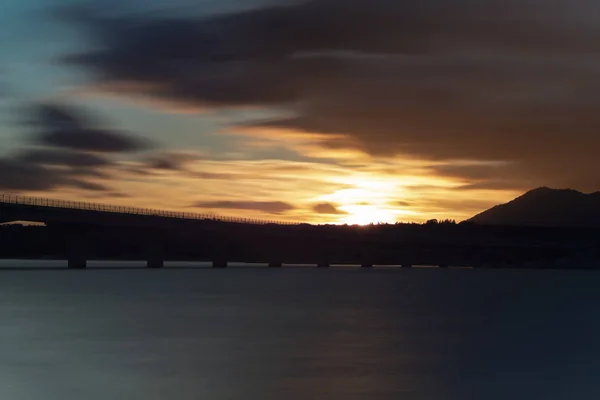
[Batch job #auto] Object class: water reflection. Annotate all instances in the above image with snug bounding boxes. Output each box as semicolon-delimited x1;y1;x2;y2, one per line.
1;268;600;399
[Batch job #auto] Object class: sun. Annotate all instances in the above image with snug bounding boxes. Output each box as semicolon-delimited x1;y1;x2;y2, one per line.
339;205;397;225
317;174;418;225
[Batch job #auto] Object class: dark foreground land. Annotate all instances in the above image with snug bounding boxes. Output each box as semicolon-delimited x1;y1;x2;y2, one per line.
1;222;599;269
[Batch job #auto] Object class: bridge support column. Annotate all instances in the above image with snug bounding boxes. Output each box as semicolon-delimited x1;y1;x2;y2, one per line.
147;257;164;269
146;230;166;268
66;227;88;269
357;239;378;269
68;252;87;269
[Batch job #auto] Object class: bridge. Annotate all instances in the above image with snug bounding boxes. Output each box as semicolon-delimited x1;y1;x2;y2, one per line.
0;193;302;268
0;193;296;227
0;193;594;270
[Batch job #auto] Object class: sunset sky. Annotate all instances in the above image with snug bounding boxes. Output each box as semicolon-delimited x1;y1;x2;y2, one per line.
2;0;599;224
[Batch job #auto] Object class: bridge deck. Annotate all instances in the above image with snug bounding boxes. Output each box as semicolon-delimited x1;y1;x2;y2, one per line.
0;193;296;226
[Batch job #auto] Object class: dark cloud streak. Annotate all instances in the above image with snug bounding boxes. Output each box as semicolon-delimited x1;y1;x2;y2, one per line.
312;202;346;215
30;104;150;153
16;149;110;168
0;102;154;193
57;0;600;191
194;200;295;214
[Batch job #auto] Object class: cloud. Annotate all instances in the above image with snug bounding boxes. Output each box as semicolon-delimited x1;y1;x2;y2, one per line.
0;101;155;193
59;0;600;63
144;151;202;171
188;171;243;180
30;103;150;153
15;149;110;168
57;0;600;191
194;200;296;214
0;157;107;192
69;179;109;192
38;129;146;153
0;159;66;191
312;202;345;215
148;157;181;171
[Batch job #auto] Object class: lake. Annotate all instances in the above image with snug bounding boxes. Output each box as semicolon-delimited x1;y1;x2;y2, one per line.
1;263;599;399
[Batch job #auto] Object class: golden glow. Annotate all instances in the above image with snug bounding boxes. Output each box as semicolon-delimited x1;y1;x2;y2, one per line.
315;174;405;224
43;93;524;224
339;205;398;225
22;152;518;225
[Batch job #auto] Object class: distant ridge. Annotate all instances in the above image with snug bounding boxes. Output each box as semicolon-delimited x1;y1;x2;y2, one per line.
468;187;600;228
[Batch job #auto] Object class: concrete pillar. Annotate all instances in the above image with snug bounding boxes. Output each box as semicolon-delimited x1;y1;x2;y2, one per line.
67;229;87;269
147;257;164;269
146;229;166;268
68;253;87;269
268;262;283;268
213;260;228;268
146;244;165;268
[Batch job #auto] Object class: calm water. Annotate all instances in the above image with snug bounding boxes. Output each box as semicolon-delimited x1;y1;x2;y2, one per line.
1;263;600;400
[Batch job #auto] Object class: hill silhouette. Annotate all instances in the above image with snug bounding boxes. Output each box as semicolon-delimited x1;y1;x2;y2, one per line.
469;187;600;228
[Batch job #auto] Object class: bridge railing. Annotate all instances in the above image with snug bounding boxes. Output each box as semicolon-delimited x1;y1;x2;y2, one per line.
0;193;296;226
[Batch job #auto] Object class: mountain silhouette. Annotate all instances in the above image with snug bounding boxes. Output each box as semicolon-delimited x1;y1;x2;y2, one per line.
469;187;600;228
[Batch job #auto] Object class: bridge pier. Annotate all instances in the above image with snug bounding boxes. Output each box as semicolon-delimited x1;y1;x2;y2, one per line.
66;228;88;269
147;257;164;269
146;234;166;269
68;253;87;269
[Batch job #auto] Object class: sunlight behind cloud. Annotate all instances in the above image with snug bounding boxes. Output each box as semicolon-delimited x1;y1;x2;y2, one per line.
339;204;417;225
11;143;516;225
316;174;411;224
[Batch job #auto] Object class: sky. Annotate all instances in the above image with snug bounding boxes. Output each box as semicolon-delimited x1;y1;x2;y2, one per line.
1;0;599;224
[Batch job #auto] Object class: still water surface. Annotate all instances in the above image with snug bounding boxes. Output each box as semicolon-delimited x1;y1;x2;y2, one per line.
1;262;599;399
